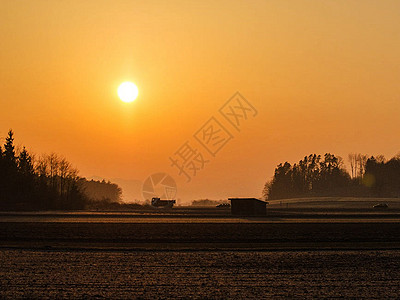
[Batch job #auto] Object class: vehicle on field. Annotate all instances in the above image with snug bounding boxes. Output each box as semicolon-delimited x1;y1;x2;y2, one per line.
151;197;176;208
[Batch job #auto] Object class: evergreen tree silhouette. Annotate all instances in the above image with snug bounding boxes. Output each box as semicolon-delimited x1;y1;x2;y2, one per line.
4;130;16;165
18;147;34;175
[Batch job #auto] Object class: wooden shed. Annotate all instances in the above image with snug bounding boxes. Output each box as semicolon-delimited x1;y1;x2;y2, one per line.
228;198;268;216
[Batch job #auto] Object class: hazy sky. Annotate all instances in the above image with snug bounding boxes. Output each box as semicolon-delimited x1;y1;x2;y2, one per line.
1;0;400;202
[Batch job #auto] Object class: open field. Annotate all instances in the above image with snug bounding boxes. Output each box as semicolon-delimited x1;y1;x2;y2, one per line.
2;221;400;251
2;198;400;298
1;249;400;298
267;196;400;210
1;198;400;250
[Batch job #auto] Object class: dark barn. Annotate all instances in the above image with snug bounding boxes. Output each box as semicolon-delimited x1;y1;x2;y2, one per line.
229;198;268;216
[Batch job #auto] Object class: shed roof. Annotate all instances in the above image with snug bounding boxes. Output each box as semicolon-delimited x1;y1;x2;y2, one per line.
228;197;268;203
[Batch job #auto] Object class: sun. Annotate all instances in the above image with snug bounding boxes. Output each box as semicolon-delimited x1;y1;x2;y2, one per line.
118;81;139;103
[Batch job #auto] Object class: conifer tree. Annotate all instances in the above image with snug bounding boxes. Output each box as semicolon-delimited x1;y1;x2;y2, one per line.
18;147;34;175
4;129;16;165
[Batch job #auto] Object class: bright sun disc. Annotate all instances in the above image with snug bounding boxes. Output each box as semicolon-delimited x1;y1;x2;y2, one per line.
118;82;139;103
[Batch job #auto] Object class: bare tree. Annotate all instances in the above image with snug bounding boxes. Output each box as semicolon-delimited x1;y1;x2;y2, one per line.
58;158;71;197
47;153;59;189
348;153;356;178
348;153;368;179
35;154;49;178
375;155;386;163
337;156;345;170
357;154;368;179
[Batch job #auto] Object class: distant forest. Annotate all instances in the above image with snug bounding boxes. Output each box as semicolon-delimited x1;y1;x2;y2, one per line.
0;130;122;210
264;153;400;200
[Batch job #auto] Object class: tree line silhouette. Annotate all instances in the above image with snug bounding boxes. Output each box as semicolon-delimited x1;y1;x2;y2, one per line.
3;130;399;208
0;130;122;210
264;153;400;200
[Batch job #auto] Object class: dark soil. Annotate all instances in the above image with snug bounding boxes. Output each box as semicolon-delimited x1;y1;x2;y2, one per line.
1;222;400;249
1;249;400;299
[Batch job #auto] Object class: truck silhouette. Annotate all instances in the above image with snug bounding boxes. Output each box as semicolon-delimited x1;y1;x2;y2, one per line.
151;197;176;208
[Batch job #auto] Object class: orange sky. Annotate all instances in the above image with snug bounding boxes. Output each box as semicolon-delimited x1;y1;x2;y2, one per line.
1;0;400;203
